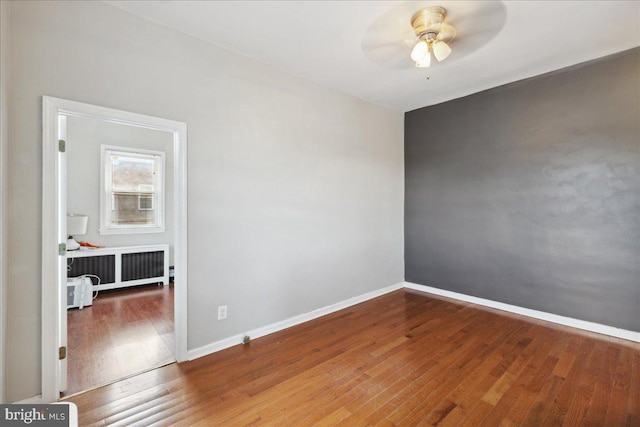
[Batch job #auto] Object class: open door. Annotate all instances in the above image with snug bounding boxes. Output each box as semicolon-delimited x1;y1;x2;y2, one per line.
58;114;68;393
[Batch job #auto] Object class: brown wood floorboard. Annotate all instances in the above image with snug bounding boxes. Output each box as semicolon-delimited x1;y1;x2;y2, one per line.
64;284;175;397
64;289;640;426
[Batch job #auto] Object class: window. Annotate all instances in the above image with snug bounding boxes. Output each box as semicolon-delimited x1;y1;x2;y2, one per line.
138;194;154;211
100;145;165;234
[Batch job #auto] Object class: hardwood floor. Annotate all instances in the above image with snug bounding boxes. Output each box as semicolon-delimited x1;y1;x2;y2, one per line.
64;289;640;426
65;284;175;396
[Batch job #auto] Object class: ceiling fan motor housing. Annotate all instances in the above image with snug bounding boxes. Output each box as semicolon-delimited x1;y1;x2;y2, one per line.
411;6;455;43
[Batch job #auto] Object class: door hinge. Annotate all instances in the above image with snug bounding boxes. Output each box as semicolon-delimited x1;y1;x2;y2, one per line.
59;243;66;255
58;139;66;152
59;346;67;360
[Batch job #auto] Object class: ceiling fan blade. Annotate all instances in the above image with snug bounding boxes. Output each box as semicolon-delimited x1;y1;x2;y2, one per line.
361;35;416;69
361;1;507;68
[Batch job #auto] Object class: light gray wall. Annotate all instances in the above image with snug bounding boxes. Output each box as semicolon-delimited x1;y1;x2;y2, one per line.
0;0;10;403
405;48;640;332
5;1;404;401
66;116;174;263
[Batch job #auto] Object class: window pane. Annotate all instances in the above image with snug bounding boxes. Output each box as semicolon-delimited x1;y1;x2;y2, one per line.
111;154;156;192
111;193;157;225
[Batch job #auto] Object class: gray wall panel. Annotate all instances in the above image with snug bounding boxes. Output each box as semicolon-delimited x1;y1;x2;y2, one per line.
405;48;640;331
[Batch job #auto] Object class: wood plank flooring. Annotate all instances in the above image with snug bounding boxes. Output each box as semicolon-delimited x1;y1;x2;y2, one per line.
65;284;175;396
64;289;640;426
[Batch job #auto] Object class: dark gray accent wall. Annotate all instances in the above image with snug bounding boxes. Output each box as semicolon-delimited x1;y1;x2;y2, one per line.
405;48;640;332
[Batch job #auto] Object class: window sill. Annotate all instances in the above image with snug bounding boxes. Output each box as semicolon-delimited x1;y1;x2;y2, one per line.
99;226;166;235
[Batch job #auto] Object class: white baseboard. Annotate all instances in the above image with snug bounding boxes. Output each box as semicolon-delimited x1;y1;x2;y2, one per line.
187;279;639;362
405;282;640;343
14;395;43;404
187;282;405;361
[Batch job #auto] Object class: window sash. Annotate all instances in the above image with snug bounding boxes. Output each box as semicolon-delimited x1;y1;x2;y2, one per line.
100;145;165;234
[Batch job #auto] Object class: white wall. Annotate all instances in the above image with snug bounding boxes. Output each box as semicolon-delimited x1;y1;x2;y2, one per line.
6;1;404;401
66;116;175;262
0;0;10;403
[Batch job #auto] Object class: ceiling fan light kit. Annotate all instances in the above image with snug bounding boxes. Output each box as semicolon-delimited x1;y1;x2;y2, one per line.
410;6;456;68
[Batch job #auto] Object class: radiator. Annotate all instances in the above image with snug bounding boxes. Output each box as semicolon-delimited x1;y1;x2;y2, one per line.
67;255;116;284
122;251;165;281
67;244;169;291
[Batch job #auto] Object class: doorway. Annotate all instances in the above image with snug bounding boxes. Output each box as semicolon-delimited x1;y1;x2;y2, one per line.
42;97;188;402
63;113;177;395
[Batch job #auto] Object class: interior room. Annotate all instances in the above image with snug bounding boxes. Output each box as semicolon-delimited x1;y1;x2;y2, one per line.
64;114;176;395
0;1;638;425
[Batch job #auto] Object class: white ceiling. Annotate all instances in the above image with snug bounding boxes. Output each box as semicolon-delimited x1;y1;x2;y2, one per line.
106;1;640;112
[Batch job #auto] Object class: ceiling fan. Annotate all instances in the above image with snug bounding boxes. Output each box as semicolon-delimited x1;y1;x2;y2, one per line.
361;1;507;71
409;6;456;68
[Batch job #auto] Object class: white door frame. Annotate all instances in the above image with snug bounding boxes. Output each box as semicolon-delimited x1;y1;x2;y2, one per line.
41;96;188;403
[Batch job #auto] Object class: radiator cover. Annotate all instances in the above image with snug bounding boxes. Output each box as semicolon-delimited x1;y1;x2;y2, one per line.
66;244;169;291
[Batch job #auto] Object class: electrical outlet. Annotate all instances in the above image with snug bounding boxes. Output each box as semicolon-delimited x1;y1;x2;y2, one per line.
217;305;228;320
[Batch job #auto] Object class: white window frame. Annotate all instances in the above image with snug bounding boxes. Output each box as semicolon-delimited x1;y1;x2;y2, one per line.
100;145;166;234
